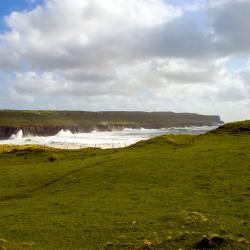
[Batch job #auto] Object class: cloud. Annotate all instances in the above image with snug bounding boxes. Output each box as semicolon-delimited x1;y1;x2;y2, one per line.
209;0;250;55
0;0;249;121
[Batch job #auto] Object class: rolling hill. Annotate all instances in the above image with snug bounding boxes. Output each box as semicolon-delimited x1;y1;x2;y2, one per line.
0;121;249;249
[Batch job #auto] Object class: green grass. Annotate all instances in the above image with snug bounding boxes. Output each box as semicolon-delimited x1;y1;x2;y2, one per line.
0;122;249;249
210;120;250;134
0;110;221;128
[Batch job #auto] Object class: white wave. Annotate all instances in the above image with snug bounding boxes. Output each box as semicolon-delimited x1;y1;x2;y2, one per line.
10;130;23;139
1;125;218;149
56;129;73;137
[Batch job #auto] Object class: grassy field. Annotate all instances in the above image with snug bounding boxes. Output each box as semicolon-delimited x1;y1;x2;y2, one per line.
0;122;249;249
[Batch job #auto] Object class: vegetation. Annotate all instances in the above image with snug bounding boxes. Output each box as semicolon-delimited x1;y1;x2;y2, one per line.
210;120;250;134
0;121;249;249
0;110;222;128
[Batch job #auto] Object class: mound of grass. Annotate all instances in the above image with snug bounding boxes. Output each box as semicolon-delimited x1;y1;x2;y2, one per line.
0;122;249;249
210;120;250;134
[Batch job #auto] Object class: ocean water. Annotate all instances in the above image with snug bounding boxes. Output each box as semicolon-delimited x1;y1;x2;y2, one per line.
0;126;218;149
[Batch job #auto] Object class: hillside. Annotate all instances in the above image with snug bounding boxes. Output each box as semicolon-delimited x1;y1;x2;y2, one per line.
0;121;249;249
210;120;250;134
0;110;222;139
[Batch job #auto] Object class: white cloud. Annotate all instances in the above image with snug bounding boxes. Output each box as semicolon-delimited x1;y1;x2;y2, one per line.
0;0;249;121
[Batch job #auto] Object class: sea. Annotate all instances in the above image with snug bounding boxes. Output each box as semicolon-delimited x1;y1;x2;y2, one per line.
0;125;219;149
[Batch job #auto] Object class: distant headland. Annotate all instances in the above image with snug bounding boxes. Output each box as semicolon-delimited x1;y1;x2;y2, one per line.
0;110;223;139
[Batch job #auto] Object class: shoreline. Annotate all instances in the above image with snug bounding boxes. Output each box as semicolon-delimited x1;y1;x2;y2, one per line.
0;125;218;150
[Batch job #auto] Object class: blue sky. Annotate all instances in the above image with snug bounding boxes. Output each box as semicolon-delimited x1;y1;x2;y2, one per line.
0;0;44;15
0;0;249;121
0;0;43;31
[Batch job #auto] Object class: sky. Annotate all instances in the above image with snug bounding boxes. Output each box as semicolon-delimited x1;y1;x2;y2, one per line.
0;0;249;122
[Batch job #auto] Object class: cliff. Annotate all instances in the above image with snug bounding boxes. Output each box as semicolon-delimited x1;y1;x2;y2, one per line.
0;110;223;139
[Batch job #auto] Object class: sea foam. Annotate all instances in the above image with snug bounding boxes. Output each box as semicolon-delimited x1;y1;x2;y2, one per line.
1;126;218;149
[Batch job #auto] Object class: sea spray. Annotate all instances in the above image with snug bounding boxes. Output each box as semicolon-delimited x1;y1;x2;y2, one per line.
1;126;218;149
10;130;23;140
56;130;74;137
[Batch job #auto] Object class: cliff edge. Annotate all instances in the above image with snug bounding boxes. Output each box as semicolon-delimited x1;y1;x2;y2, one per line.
0;110;223;139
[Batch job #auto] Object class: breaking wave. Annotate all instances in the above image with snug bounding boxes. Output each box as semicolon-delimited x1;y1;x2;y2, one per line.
56;129;74;137
10;130;23;140
1;125;218;149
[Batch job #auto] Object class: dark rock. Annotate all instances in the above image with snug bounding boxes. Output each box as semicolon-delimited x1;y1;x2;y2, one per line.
211;236;226;245
48;156;56;162
193;236;227;249
0;126;19;140
193;237;215;249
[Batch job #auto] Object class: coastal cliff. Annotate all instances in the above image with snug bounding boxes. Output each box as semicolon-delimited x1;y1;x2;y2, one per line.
0;110;223;139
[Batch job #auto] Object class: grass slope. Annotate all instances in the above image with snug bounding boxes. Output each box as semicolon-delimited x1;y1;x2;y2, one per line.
0;122;249;249
210;120;250;134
